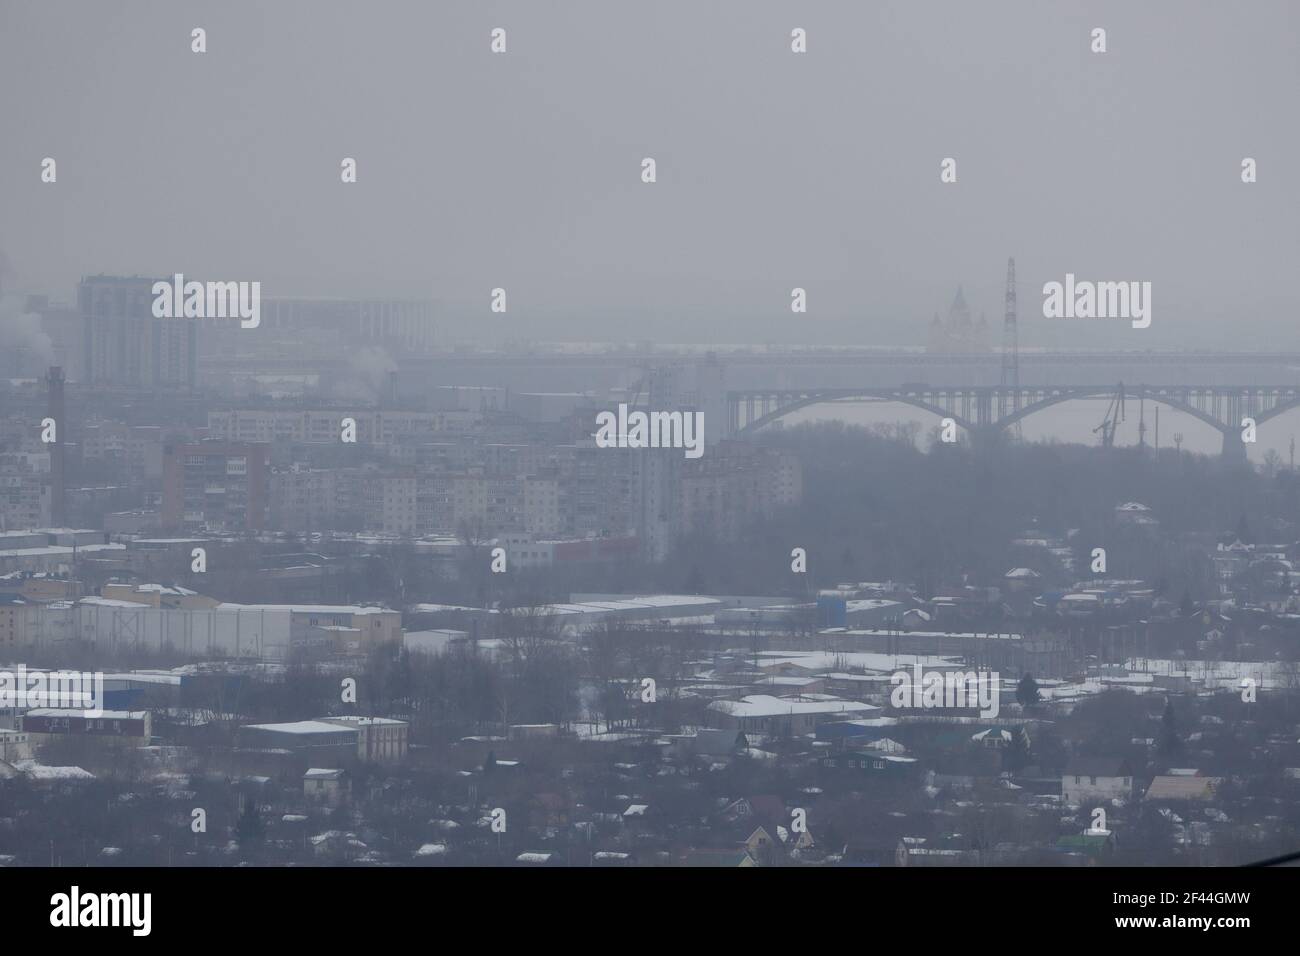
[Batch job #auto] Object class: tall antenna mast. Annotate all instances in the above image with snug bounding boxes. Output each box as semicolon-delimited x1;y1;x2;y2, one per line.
1000;257;1020;438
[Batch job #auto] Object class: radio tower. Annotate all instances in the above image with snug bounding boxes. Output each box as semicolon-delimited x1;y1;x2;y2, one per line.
1000;257;1021;439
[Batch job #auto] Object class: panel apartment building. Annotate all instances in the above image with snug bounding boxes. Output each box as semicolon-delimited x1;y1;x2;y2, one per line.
161;441;271;532
80;275;196;388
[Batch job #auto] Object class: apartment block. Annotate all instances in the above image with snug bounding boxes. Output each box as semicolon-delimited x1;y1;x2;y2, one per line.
80;275;196;388
161;441;271;532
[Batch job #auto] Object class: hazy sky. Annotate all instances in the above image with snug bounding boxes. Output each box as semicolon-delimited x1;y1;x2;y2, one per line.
2;0;1297;346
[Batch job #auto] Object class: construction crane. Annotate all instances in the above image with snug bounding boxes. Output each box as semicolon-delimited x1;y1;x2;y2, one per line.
1094;383;1126;448
623;360;668;419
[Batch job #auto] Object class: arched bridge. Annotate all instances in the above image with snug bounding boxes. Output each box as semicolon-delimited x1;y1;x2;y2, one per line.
726;384;1300;459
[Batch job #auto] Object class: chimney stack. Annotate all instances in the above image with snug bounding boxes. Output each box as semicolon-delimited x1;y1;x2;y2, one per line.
46;365;66;526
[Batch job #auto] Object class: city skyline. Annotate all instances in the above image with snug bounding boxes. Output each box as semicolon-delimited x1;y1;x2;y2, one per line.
2;1;1298;349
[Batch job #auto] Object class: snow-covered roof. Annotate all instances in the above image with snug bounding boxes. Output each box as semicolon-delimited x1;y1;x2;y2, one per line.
845;599;904;612
25;708;146;720
244;720;357;735
14;761;94;780
218;603;395;615
755;650;963;672
119;583;198;596
78;597;151;608
708;695;877;718
1004;568;1041;578
0;544;124;559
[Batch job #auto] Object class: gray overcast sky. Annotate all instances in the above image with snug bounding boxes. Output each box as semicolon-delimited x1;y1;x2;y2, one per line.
1;0;1297;346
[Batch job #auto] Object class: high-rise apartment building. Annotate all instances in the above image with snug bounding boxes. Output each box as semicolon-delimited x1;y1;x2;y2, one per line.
80;275;197;388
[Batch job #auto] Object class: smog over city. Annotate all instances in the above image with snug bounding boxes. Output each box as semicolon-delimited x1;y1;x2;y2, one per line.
0;0;1297;938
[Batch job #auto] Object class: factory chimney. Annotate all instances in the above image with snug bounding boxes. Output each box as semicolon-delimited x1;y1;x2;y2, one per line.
46;365;66;527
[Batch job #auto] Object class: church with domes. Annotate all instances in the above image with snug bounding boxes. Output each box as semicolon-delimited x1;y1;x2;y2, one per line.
926;286;990;353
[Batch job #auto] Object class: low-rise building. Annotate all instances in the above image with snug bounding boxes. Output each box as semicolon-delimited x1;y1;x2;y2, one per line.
707;694;877;736
0;593;27;648
303;768;350;805
1145;774;1221;802
318;716;408;764
221;603;402;649
820;749;918;776
20;708;152;748
1062;757;1134;805
240;716;409;765
0;728;32;762
101;582;219;609
238;720;359;764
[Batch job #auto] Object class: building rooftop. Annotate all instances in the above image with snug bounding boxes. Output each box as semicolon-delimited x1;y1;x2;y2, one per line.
219;603;395;615
13;761;94;781
708;695;878;718
1146;775;1221;801
243;720;359;735
25;709;147;720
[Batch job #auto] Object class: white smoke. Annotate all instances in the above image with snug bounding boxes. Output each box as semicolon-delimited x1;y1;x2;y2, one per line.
332;345;398;401
0;250;56;373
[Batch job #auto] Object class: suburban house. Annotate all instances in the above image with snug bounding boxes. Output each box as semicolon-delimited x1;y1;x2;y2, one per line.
1145;774;1221;802
0;728;32;763
672;728;748;762
743;825;781;865
1115;501;1158;528
821;749;918;776
1062;757;1134;805
303;767;350;805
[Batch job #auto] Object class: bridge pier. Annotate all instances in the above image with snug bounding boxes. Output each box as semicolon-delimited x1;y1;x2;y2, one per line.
1220;427;1250;465
970;425;1006;455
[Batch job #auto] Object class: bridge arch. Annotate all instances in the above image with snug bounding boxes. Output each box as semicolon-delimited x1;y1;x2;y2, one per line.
999;388;1229;435
737;391;976;435
735;386;1251;439
1253;393;1300;426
